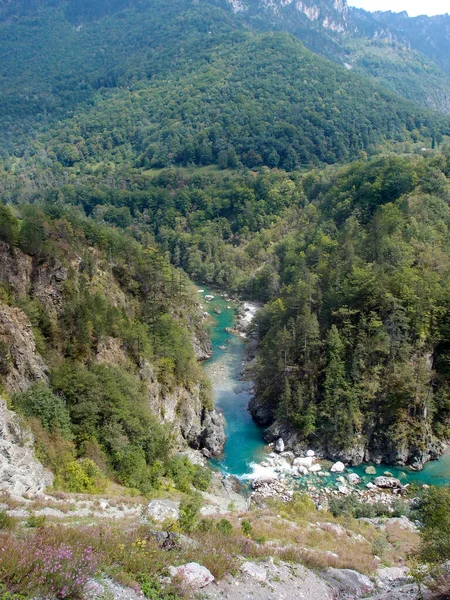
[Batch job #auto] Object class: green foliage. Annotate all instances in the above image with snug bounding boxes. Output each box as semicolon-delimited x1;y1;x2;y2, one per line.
419;487;450;563
248;154;450;457
328;495;410;519
241;519;253;537
137;574;182;600
60;459;105;494
0;512;16;531
166;456;212;493
0;0;446;173
12;384;72;440
0;206;19;247
26;515;46;529
178;492;203;533
216;518;233;535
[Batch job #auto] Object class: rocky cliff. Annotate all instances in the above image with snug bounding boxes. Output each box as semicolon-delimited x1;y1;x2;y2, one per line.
0;235;225;495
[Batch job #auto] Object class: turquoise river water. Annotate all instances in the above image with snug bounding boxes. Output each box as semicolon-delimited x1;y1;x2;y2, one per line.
199;287;450;488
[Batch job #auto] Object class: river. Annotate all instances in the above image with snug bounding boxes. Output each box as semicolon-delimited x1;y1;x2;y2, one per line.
198;287;450;488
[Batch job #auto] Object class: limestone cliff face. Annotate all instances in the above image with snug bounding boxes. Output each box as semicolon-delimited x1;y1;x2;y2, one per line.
0;303;48;394
226;0;350;33
0;398;53;496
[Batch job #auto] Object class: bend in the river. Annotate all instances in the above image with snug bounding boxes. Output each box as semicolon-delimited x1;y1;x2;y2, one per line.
198;286;450;488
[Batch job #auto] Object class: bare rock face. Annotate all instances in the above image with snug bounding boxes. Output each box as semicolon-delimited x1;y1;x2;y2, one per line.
0;399;53;496
0;302;48;394
323;568;375;598
203;558;335;600
143;361;226;457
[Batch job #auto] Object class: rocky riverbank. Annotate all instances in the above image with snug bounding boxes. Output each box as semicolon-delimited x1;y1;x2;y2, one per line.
247;442;424;509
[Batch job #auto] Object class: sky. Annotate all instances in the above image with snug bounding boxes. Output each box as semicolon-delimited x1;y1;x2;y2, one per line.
347;0;448;16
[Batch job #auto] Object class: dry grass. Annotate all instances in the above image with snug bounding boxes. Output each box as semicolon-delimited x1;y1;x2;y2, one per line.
0;490;422;598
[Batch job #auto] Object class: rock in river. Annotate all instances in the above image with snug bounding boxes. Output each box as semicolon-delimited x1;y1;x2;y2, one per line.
347;473;362;485
330;461;345;473
373;476;402;489
275;438;285;453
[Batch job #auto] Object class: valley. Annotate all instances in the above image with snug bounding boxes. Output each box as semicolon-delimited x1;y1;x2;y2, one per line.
1;0;450;598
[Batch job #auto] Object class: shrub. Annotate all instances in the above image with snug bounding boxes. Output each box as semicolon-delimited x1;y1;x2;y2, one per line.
13;384;72;440
61;459;105;494
166;456;211;493
192;465;212;492
178;492;203;533
0;511;16;531
136;574;182;600
216;519;233;535
26;515;46;529
241;519;253;537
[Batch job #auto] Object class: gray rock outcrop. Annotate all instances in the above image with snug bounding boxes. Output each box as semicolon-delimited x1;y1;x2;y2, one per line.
0;303;48;394
0;398;53;496
373;477;402;489
203;558;335;600
145;499;180;523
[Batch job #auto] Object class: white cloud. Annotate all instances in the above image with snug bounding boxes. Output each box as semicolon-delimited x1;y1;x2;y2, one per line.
347;0;449;17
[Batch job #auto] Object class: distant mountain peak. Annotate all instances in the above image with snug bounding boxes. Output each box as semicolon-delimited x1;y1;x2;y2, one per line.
226;0;350;32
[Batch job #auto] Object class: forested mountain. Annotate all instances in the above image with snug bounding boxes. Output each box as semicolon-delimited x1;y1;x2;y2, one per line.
222;0;450;114
0;0;449;172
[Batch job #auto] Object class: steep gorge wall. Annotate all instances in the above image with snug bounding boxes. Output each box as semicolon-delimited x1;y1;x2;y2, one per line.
0;241;224;495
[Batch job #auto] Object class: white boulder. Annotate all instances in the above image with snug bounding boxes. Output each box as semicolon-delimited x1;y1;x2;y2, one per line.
347;473;361;485
275;438;285;453
146;499;179;523
330;461;346;473
293;456;314;468
297;465;309;476
306;449;315;457
309;463;321;473
168;563;214;589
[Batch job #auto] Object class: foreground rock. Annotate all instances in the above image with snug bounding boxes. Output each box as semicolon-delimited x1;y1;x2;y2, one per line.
0;398;53;497
322;568;375;598
203;558;335;600
168;563;214;589
85;577;144;599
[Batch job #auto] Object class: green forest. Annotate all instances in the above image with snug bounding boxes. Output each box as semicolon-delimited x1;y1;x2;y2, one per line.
0;0;449;171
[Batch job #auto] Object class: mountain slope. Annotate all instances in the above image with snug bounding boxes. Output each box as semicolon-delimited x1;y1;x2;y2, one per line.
223;0;450;115
0;0;447;172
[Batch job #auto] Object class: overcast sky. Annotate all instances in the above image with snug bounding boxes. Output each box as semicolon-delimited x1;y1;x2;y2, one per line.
347;0;448;16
